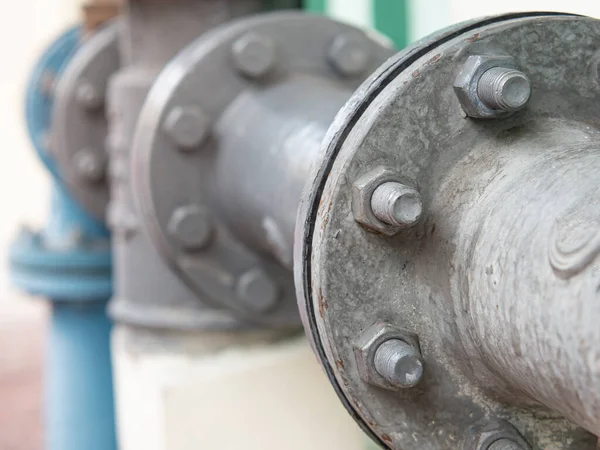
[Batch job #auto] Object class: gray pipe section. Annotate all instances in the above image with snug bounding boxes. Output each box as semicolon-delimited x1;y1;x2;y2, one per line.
214;75;352;269
107;0;263;329
441;123;600;435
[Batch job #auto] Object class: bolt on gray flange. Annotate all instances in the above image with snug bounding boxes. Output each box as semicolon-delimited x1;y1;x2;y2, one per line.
131;12;394;326
352;166;422;235
51;21;120;221
296;11;599;450
453;54;531;119
463;420;531;450
353;322;424;390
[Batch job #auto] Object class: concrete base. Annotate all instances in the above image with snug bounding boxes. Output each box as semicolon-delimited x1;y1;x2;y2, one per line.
112;326;366;450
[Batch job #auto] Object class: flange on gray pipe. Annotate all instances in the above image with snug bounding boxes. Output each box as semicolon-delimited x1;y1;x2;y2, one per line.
294;11;600;450
130;12;394;328
128;9;599;450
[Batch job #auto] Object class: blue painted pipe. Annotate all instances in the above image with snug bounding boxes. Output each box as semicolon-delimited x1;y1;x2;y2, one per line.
48;301;115;450
9;26;116;450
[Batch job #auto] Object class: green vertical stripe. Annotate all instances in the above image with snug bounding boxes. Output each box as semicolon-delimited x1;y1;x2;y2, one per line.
304;0;327;13
373;0;409;48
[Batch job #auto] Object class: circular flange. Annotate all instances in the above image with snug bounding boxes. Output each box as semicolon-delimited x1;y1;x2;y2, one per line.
24;25;81;176
295;13;599;450
131;12;393;327
52;21;120;221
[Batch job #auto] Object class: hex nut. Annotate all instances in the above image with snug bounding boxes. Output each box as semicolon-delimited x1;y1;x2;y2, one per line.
163;106;211;151
352;166;420;236
73;148;106;183
462;420;531;450
328;32;371;77
236;268;280;312
231;32;277;79
76;80;104;111
353;321;422;390
168;205;213;251
453;55;528;119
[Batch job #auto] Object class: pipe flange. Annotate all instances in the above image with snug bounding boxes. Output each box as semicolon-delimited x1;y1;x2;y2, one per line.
131;12;393;327
52;21;120;222
24;25;81;176
295;12;599;450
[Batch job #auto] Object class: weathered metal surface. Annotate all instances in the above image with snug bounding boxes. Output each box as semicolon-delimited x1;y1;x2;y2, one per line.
51;21;119;221
107;0;265;331
130;12;393;326
295;12;599;450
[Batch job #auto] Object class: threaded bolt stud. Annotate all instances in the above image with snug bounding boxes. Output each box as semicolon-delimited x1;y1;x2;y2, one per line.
477;67;531;112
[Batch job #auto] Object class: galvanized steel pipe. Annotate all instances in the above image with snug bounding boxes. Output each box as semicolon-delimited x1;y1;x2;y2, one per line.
215;75;352;268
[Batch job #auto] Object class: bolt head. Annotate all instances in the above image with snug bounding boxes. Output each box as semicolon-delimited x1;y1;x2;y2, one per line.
76;81;104;111
353;322;422;390
168;205;213;251
73;148;106;183
453;55;524;119
236;268;280;312
328;32;371;77
231;32;277;79
164;106;211;151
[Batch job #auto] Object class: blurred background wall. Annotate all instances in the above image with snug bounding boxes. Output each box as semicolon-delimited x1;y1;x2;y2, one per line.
0;2;81;449
0;1;599;449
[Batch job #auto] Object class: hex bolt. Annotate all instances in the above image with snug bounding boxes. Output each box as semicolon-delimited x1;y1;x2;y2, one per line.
328;32;370;77
168;205;213;251
231;32;276;78
487;439;527;450
236;268;280;312
163;106;211;151
477;67;531;112
76;81;104;111
73;148;106;183
370;182;423;228
373;339;424;388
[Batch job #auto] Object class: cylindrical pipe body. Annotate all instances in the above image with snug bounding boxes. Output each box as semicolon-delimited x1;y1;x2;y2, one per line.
34;185;114;450
48;301;115;450
215;75;351;268
108;0;263;328
432;121;600;435
108;6;368;450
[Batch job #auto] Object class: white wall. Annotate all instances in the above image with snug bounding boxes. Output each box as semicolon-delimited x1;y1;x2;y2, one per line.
0;1;81;318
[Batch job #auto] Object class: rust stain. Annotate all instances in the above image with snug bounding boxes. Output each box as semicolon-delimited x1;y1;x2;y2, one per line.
382;434;393;443
427;54;442;65
467;33;480;43
351;398;363;413
317;287;328;319
335;359;345;370
412;69;421;78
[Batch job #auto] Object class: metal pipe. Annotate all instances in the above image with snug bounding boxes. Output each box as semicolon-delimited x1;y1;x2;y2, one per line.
445;126;600;435
10;25;116;450
108;0;264;329
214;74;352;268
